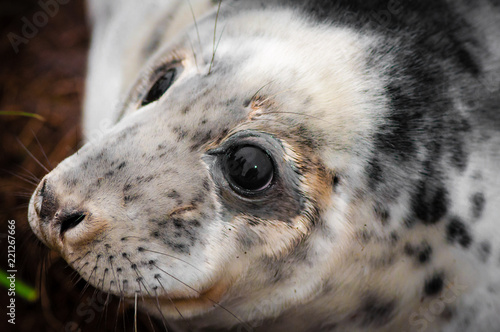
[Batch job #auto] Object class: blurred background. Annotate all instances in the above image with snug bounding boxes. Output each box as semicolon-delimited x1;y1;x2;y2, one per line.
0;0;161;331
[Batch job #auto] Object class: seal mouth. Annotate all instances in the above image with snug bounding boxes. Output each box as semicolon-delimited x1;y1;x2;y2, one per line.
137;279;230;317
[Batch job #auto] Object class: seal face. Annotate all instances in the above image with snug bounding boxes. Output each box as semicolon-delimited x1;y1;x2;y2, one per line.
28;0;500;331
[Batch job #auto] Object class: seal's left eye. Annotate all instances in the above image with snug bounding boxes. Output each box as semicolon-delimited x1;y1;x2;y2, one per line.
223;145;274;194
141;68;177;106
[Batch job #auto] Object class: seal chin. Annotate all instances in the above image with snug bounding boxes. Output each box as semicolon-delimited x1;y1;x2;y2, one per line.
140;279;230;318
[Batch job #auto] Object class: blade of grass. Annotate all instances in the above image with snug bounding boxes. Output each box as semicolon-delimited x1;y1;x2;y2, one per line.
0;111;45;121
0;268;38;302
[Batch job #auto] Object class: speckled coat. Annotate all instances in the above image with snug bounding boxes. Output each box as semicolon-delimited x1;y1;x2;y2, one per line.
28;0;500;331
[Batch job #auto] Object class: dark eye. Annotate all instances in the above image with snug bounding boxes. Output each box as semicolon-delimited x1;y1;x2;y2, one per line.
223;145;274;193
141;68;177;106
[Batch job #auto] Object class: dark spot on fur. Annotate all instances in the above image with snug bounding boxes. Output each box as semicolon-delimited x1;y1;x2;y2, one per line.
295;124;317;150
172;126;188;142
246;217;260;226
66;178;78;188
123;184;132;192
170;242;188;254
412;184;448;225
389;232;399;245
173;219;183;229
203;179;210;191
137;247;145;252
333;174;340;188
189;130;214;151
152;231;160;238
404;243;415;256
374;204;390;225
131;264;137;270
418;242;433;263
356;295;396;327
404;241;432;264
191;192;205;205
359;229;372;245
447;217;472;248
424;273;444;296
477;241;491;263
104;170;114;178
441;306;454;321
450;138;467;171
189;220;201;227
117;268;122;272
167;190;180;199
117;162;126;170
367;158;383;189
181;106;190;114
472;171;482;180
471;192;485;220
124;194;141;204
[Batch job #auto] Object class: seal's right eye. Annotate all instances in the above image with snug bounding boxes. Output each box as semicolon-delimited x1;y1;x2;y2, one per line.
141;67;177;106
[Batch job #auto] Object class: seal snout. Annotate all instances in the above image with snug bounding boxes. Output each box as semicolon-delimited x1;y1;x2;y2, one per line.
29;177;90;249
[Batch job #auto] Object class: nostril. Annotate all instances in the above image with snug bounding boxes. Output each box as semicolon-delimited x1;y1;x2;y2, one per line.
59;212;86;236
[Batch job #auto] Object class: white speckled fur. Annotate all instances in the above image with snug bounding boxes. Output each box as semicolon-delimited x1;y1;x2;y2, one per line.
28;0;500;331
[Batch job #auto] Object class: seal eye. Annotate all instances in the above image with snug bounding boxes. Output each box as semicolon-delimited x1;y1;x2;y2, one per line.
224;145;274;193
141;68;177;106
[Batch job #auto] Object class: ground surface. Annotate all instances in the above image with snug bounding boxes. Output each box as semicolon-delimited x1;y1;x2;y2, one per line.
0;0;160;331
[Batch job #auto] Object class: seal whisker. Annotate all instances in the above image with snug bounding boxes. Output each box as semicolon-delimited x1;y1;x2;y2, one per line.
3;168;39;186
156;275;190;328
31;129;53;170
186;35;199;72
208;0;222;74
16;137;50;173
80;256;99;296
184;0;202;70
152;262;251;329
141;248;204;273
248;80;276;104
153;285;171;331
17;165;42;182
134;292;138;332
146;311;157;332
114;295;123;332
70;250;91;265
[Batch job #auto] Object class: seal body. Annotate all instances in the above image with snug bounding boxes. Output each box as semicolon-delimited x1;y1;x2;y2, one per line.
29;1;500;331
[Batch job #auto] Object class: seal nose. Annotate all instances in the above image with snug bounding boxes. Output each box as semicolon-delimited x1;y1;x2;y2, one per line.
36;179;86;237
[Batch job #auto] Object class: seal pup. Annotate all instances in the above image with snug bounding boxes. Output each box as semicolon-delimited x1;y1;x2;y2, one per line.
29;0;500;331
